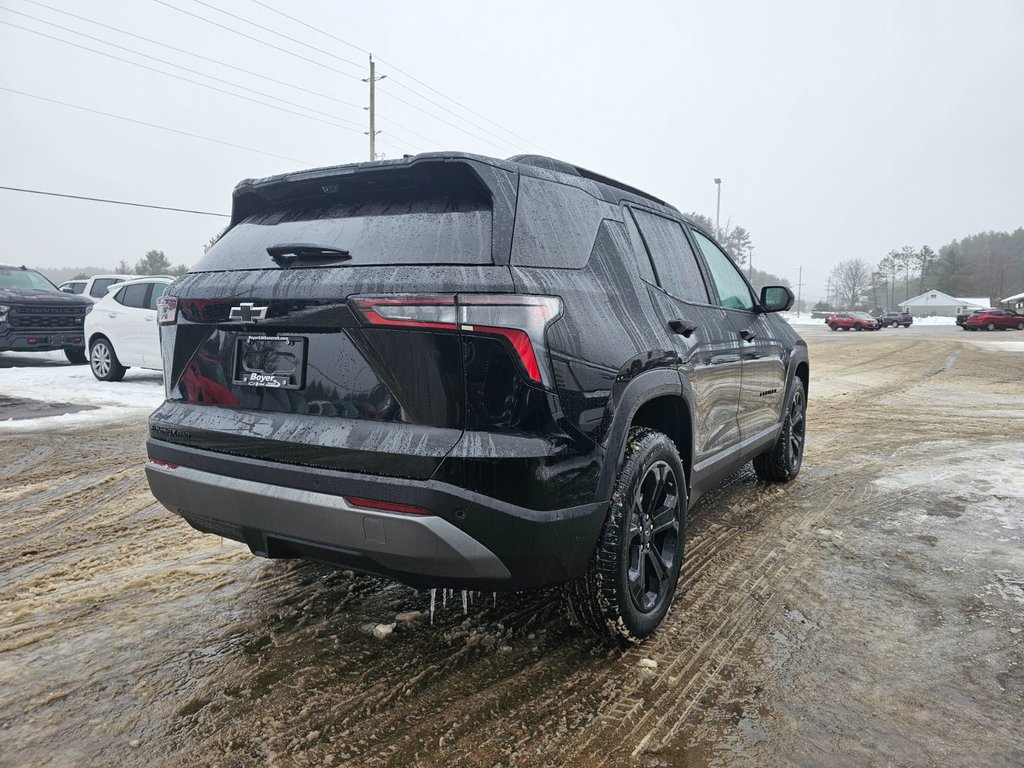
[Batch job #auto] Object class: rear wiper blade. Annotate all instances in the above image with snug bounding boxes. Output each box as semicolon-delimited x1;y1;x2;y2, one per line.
267;243;352;266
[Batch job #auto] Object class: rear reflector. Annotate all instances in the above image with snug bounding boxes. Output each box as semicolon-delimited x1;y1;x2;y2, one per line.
345;496;433;516
148;459;180;470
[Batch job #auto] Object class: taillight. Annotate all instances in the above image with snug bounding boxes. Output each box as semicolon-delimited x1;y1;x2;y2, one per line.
351;295;457;330
345;496;432;516
350;294;562;387
157;295;178;325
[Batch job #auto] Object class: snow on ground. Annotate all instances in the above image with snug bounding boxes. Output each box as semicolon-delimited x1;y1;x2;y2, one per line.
0;351;164;430
781;313;823;325
912;316;956;325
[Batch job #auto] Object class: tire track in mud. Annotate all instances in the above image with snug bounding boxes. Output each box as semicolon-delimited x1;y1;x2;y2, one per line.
4;330;1023;768
0;444;55;480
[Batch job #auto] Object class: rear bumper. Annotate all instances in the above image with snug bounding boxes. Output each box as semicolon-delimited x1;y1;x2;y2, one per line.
145;439;607;590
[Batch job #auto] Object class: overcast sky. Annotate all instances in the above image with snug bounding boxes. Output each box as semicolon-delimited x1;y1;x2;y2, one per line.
2;0;1022;301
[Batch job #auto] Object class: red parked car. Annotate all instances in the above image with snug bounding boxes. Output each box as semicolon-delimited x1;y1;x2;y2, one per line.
825;311;881;331
963;309;1024;331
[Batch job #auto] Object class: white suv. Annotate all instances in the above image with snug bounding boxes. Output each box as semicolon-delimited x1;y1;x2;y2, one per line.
84;276;173;381
60;274;132;302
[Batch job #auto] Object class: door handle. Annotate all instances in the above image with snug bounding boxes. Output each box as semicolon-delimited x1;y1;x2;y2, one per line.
669;319;698;338
739;329;757;342
107;313;117;318
144;316;154;322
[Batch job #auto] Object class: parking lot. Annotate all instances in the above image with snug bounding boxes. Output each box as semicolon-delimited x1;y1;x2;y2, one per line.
2;323;1022;767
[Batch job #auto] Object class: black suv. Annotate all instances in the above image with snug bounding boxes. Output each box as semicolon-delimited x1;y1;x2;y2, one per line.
0;265;92;363
878;311;912;328
145;153;809;642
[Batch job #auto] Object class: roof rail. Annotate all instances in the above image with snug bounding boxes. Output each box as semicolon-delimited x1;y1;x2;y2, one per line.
508;154;670;207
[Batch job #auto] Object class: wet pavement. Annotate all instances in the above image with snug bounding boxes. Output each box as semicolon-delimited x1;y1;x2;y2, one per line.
1;327;1023;766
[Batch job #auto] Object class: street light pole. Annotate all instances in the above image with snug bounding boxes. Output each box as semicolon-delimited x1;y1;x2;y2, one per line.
714;178;722;240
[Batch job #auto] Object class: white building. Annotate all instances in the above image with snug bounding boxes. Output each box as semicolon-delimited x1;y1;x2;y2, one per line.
1001;290;1024;311
898;290;990;317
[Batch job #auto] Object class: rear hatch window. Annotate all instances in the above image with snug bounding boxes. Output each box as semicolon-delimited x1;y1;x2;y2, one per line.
194;196;492;272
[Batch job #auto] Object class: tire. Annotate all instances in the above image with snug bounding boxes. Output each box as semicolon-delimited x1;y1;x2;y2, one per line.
753;377;807;483
855;324;863;331
828;323;838;331
64;347;87;365
563;427;686;643
987;322;996;331
89;337;127;382
1017;322;1024;331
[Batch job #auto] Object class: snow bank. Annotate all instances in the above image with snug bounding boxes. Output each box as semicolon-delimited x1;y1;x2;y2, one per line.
0;351;164;430
911;316;956;325
781;313;824;326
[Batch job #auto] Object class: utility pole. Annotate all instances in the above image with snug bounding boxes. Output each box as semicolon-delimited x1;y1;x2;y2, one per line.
825;275;832;309
796;266;804;317
747;244;754;281
363;54;385;161
714;178;722;239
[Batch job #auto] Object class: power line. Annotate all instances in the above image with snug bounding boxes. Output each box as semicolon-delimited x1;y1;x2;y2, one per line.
141;0;459;154
247;0;549;154
0;7;365;129
151;0;362;81
0;86;313;165
0;185;228;217
0;19;365;134
189;0;365;72
17;0;365;112
377;84;517;154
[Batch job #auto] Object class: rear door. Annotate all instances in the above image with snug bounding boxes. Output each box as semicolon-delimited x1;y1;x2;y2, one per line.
689;228;787;440
109;282;150;365
627;208;742;461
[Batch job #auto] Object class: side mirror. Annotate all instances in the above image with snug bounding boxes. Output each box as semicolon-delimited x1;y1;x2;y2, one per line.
760;285;794;313
60;286;74;293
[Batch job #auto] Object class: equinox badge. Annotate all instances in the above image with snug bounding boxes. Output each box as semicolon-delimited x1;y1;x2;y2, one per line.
229;302;268;322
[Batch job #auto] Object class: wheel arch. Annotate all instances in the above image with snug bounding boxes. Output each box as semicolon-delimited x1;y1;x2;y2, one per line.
595;369;694;504
86;331;110;350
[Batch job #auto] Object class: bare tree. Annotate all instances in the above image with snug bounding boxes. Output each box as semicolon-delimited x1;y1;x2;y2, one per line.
831;258;873;309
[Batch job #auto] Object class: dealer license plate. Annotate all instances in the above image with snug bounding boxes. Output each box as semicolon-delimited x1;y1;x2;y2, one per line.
233;334;306;389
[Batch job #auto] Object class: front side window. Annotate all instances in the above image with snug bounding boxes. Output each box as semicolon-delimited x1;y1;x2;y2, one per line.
631;209;709;304
116;283;150;309
690;229;755;312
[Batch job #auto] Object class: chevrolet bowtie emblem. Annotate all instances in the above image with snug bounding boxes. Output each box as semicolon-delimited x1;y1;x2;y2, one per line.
229;302;268;322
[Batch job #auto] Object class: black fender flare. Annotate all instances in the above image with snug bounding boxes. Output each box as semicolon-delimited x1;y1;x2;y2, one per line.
783;346;810;413
594;368;695;503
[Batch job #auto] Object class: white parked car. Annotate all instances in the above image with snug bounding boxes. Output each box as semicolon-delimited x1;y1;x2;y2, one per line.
84;276;173;381
61;274;131;302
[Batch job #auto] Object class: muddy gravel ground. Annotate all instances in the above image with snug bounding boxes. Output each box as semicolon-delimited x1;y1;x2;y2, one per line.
2;326;1023;767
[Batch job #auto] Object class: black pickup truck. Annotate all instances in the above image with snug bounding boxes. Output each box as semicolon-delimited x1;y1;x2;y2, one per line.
0;265;93;363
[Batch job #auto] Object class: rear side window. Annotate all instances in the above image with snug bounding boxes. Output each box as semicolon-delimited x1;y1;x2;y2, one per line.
116;283;150;308
691;229;755;312
90;277;121;297
68;282;85;294
195;196;492;271
510;177;616;268
631;209;710;304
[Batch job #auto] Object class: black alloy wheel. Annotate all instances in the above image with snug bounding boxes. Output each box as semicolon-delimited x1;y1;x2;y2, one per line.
625;461;681;614
563;427;686;643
